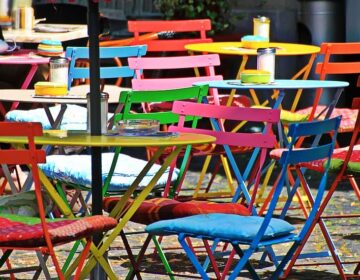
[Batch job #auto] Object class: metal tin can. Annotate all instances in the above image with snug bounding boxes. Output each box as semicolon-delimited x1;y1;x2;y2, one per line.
253;16;270;40
257;47;276;83
87;92;109;134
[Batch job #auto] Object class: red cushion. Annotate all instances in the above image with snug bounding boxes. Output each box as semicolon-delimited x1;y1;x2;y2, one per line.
296;106;358;133
0;215;117;247
103;197;250;225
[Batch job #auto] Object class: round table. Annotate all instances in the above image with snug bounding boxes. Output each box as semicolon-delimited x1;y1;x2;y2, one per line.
0;88;128;128
186;42;321;110
0;131;215;278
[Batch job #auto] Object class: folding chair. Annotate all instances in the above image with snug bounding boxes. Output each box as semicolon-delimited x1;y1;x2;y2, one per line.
128;54;252;199
146;115;341;280
282;100;360;279
128;19;213;54
256;41;360;211
0;122;117;279
5;45;147;130
296;42;360;134
104;101;279;279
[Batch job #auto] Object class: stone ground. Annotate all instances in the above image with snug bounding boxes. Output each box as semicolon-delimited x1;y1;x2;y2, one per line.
1;169;359;279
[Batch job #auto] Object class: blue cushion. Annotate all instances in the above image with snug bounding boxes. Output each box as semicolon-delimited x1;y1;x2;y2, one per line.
146;213;295;242
5;104;113;131
39;153;179;192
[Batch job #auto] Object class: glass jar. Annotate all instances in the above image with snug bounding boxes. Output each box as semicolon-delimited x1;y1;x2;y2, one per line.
49;57;69;85
253;16;270;40
257;47;276;83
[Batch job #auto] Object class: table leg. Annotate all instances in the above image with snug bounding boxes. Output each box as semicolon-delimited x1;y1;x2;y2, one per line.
8;64;40;112
75;145;183;279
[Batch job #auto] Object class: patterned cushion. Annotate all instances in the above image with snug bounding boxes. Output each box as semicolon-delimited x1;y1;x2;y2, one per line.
296;106;358;132
103;197;250;225
146;213;295;242
40;153;179;192
280;145;360;173
5;104;113;130
0;190;53;217
0;215;117;247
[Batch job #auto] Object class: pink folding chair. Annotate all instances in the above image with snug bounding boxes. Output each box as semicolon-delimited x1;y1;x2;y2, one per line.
128;54;252;199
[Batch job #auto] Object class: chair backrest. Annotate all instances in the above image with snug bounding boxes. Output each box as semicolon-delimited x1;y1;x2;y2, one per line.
0;122;47;219
311;42;360;118
270;116;341;240
114;85;209;126
65;45;147;90
128;54;223;109
169;101;280;210
128;19;213;53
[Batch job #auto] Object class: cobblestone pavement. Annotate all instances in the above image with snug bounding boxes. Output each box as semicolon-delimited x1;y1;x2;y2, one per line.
1;170;359;279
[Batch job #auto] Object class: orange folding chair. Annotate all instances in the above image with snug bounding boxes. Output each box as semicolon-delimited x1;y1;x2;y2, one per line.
128;19;213;54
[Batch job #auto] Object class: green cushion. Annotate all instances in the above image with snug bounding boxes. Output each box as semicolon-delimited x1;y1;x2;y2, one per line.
0;190;53;217
251;105;308;124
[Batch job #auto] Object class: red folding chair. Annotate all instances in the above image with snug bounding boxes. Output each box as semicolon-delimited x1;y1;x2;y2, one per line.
0;122;117;280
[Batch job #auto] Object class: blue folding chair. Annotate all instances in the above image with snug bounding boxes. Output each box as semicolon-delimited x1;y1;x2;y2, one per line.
5;45;147;130
146;116;341;280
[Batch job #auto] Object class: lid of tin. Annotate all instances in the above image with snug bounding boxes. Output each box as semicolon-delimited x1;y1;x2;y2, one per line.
86;92;109;98
255;16;270;23
49;57;69;63
257;47;276;54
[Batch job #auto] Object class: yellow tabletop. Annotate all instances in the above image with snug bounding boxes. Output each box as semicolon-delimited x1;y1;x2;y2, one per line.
0;131;215;148
185;41;320;56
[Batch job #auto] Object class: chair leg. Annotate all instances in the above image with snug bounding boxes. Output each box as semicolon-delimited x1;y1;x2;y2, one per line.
125;234;152;280
120;230;143;280
178;234;210;280
152;235;176;280
229;245;259;280
349;176;360;201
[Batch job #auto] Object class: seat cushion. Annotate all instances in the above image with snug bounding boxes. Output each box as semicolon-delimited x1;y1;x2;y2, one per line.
146;213;295;242
296;106;358;132
5;104;113;130
103;197;250;225
0;190;53;217
40;153;179;192
276;144;360;173
251;105;309;124
0;215;117;247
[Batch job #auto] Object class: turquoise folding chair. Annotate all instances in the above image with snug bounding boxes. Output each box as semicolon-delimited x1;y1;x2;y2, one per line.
146;115;341;280
5;45;147;130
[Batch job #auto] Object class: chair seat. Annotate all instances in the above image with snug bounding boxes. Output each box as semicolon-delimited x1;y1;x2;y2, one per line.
0;215;117;247
145;213;295;242
271;144;360;173
40;153;179;192
5;104;113;130
147;94;251;112
296;106;358;132
103;197;250;225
